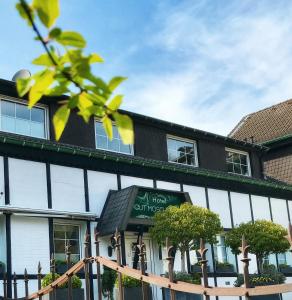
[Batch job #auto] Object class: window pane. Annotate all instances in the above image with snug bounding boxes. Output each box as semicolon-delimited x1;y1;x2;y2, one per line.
108;138;119;152
240;154;248;165
54;230;65;239
113;126;119;139
16;104;30;120
70;240;80;253
233;163;241;174
186;154;195;165
120;143;132;154
226;150;250;176
15;119;30;136
31;107;45;122
168;150;177;162
1;101;15;117
232;153;240;164
167;139;177;151
66;227;79;239
95;122;104;135
1;116;15;132
31;122;45;138
55;253;66;261
54;240;65;253
177;153;187;164
96;135;108;149
71;254;80;263
241;165;248;176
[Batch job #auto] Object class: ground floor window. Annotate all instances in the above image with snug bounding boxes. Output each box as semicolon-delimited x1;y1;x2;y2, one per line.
53;224;81;263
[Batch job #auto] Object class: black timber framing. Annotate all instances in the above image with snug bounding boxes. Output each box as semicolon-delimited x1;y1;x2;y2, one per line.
4;156;9;205
5;213;12;298
46;162;52;209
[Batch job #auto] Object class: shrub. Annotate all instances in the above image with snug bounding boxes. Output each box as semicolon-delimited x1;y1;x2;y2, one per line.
102;266;117;299
120;275;142;288
165;272;201;285
42;273;82;289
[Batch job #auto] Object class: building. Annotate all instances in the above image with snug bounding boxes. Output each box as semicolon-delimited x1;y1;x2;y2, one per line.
0;77;291;300
230;99;292;184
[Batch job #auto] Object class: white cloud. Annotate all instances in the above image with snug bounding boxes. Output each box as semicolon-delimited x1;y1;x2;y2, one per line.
122;0;292;135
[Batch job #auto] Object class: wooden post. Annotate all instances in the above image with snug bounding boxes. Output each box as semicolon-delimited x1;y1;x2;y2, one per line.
239;236;251;300
84;229;91;300
198;239;210;300
94;227;102;300
24;268;29;299
166;238;176;300
37;262;42;300
13;272;17;299
138;235;149;300
114;229;124;300
66;240;72;300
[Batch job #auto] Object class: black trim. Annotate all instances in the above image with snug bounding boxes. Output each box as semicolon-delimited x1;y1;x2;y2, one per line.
180;183;184;192
249;194;254;222
5;213;12;298
227;191;234;228
287;200;291;223
84;169;90;212
268;197;273;221
86;221;94;300
205;188;209;209
117;174;121;190
186;250;191;273
46;163;52;209
120;231;126;266
48;218;54;256
4;156;9;205
153;179;157;188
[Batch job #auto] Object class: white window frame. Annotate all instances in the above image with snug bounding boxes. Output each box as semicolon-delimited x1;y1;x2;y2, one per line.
166;135;199;167
53;222;82;262
0;94;49;139
94;119;134;155
225;147;252;177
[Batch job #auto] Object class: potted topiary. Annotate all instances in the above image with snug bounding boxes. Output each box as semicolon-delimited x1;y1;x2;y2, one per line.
226;220;289;300
42;273;84;300
191;261;210;273
163;272;202;300
102;266;117;300
215;261;234;273
115;275;152;300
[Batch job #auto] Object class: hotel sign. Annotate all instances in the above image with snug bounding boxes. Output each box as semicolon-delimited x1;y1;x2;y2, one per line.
130;189;184;219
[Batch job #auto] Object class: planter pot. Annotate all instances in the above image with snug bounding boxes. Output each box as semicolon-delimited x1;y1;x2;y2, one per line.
163;288;203;300
251;295;280;300
115;286;153;300
191;265;210;273
216;265;234;273
43;288;84;300
56;263;84;275
279;266;292;273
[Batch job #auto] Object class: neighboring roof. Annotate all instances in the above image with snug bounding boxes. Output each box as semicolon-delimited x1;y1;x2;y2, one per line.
98;186;191;236
229;99;292;143
0;131;290;197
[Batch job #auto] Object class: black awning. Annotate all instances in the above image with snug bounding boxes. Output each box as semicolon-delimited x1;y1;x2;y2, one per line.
98;185;191;236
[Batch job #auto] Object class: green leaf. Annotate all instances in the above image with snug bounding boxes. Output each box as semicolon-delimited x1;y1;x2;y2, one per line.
33;0;59;28
15;2;34;26
107;95;123;111
32;53;55;67
56;31;86;48
49;27;62;39
102;116;113;140
16;77;32;97
44;83;69;96
113;112;133;144
53;104;70;141
29;69;55;107
108;76;127;92
89;53;104;63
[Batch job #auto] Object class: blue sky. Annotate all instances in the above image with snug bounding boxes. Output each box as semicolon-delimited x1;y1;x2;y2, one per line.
1;0;292;135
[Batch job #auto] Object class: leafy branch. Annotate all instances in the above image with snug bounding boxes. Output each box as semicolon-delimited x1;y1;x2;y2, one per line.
15;0;133;143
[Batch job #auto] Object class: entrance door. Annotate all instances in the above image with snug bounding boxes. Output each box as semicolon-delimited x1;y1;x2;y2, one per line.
124;235;163;300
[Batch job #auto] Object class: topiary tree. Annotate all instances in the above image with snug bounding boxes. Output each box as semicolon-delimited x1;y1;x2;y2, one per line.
225;220;290;273
149;202;222;272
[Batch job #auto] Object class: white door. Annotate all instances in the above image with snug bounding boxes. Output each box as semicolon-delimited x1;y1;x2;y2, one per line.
124;235;163;300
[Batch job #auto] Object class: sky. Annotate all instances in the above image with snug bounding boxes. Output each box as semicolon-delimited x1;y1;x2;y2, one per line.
1;0;292;135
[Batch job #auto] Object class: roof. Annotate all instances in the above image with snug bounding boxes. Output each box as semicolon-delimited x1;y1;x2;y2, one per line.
0;131;290;197
229;99;292;143
98;186;191;236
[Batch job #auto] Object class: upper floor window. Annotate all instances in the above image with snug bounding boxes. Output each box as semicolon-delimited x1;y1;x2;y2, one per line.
95;121;133;155
0;99;47;139
226;148;251;176
167;136;198;167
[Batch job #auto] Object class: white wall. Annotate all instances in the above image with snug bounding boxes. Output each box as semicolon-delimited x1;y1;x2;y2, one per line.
0;157;5;206
11;216;50;274
16;279;38;298
9;158;47;209
87;171;117;216
156;181;180;191
270;198;289;227
230;192;252;226
182;185;207;207
0;215;6;265
251;195;271;221
51;165;85;212
120;175;153;189
216;277;239;300
208;189;231;228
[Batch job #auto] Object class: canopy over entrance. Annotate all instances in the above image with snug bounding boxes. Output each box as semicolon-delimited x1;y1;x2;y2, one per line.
98;185;191;236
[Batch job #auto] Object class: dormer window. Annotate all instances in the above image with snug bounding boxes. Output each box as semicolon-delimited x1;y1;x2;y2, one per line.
167;136;198;167
0;99;48;139
95;121;133;155
226;148;251;176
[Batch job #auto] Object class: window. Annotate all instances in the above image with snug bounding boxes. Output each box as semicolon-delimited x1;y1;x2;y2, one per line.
95;121;133;155
226;148;251;176
167;136;197;166
53;224;81;263
0;99;47;138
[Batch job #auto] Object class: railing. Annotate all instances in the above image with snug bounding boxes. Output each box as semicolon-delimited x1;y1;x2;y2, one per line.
3;225;292;300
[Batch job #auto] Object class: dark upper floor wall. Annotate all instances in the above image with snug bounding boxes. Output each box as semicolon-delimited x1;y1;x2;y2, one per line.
0;78;266;179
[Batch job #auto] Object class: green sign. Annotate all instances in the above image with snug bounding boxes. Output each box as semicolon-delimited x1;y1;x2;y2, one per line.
130;189;184;219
